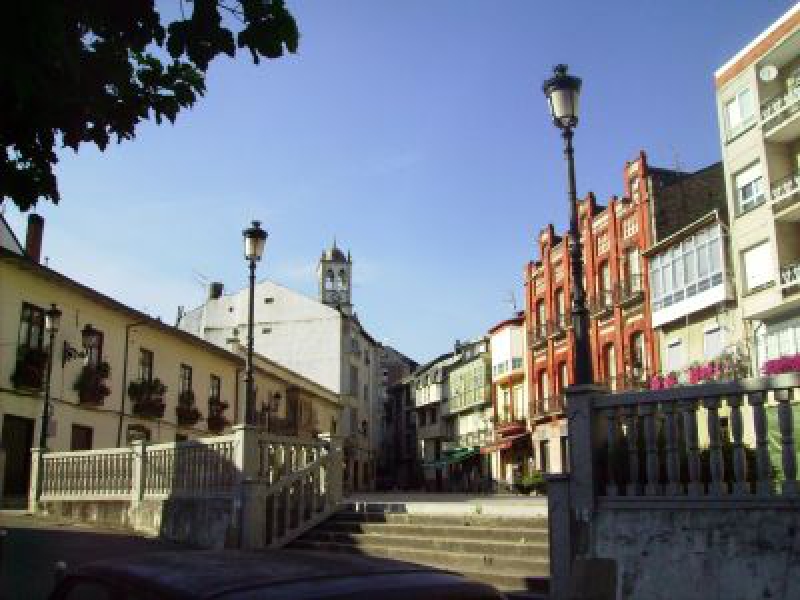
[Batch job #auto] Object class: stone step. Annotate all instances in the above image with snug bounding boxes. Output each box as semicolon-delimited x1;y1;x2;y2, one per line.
299;530;548;558
458;570;550;596
318;520;548;543
289;538;549;577
332;510;548;529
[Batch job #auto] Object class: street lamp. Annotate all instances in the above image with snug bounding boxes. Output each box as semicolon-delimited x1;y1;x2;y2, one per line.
543;64;592;385
62;323;101;367
35;303;61;502
242;220;268;425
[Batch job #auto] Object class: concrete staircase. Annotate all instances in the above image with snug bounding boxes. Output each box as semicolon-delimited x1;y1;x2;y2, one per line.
288;506;549;598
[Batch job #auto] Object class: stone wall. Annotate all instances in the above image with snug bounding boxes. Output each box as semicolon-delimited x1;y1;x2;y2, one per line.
40;496;237;550
593;505;800;600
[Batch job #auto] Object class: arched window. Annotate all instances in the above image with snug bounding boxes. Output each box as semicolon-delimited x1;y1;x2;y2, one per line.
324;270;334;290
337;268;348;290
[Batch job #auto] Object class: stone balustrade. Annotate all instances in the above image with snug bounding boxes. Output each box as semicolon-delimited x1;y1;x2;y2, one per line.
30;426;343;550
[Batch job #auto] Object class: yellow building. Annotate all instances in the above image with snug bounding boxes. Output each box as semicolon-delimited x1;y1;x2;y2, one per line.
0;216;340;507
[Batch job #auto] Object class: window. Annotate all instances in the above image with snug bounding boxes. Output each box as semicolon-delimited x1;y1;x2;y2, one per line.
175;433;188;443
511;357;523;370
138;349;153;382
87;330;104;367
539;440;550;473
555;288;565;323
324;270;334;290
560;435;569;473
625;247;641;289
419;409;427;426
734;163;765;214
263;297;274;304
538;371;549;401
536;300;546;329
513;384;526;419
349;365;359;396
649;223;725;311
742;241;773;291
331;417;337;435
179;364;192;394
704;326;724;359
725;87;755;138
430;406;437;424
631;331;647;376
18;302;44;351
603;344;617;388
666;339;685;372
70;425;93;451
598;262;611;295
210;375;221;401
363;383;369;402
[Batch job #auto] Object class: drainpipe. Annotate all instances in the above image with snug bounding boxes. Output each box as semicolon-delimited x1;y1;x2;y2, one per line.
117;321;148;447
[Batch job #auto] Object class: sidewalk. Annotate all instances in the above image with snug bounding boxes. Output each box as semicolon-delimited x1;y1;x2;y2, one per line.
344;493;548;517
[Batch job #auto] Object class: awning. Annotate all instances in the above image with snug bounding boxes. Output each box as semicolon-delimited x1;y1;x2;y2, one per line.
422;447;480;469
480;432;530;454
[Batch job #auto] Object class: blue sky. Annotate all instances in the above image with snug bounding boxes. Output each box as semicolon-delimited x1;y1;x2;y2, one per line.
4;1;795;364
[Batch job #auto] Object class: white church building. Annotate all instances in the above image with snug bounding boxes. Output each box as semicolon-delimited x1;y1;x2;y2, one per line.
178;242;413;492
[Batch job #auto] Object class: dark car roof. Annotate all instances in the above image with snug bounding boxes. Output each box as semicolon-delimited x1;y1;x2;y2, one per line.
66;549;504;600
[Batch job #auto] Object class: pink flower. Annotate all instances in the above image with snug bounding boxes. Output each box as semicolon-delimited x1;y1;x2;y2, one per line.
763;354;800;376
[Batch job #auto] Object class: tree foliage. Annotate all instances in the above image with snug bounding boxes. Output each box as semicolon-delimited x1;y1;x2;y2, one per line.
0;1;298;211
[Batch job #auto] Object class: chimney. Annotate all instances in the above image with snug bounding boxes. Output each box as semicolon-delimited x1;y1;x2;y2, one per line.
25;214;44;264
209;282;224;300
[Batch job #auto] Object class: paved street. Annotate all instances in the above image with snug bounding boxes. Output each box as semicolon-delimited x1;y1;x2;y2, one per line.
0;512;190;600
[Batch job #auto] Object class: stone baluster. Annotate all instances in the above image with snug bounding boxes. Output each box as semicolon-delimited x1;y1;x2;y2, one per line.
624;406;640;496
663;402;681;495
728;396;749;495
747;392;772;496
681;400;703;496
703;397;725;496
641;404;660;496
776;389;798;496
604;408;618;496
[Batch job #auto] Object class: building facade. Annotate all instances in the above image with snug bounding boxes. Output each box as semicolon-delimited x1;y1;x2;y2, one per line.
524;154;727;472
1;217;340;507
715;3;800;372
384;376;418;489
412;352;456;491
442;338;492;491
486;314;530;485
178;242;407;493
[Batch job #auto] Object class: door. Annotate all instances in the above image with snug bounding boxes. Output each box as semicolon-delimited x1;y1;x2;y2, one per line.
2;415;35;503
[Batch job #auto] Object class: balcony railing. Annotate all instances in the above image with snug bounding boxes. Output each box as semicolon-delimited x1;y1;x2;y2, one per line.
780;260;800;289
529;323;549;349
617;274;644;307
589;290;614;318
531;393;565;418
761;82;800;132
549;316;568;339
771;171;800;207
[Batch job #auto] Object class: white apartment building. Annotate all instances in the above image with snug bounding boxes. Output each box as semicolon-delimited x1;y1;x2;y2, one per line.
179;242;399;492
716;3;800;371
412;352;457;490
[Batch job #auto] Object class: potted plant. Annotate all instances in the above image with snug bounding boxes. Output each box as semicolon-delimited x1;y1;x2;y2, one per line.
11;347;48;390
128;378;167;418
73;361;111;406
515;471;547;496
207;398;229;433
176;389;202;426
763;353;800;376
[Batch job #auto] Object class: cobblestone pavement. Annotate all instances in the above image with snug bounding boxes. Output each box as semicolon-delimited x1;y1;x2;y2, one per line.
0;512;191;600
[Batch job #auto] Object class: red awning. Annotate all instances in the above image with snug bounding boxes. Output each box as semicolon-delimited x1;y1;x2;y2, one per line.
480;432;529;454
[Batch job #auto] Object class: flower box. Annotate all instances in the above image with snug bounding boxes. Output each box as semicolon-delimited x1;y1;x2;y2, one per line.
11;347;48;390
129;378;167;419
207;399;229;433
176;391;202;426
74;362;111;406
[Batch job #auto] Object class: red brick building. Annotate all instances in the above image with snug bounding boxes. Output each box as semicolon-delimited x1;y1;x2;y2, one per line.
524;152;683;472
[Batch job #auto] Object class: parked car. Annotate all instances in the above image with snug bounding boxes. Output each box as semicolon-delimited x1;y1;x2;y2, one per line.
47;548;506;600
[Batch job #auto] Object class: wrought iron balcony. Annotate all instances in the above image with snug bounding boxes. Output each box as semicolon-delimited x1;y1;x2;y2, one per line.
771;171;800;208
530;393;564;419
780;260;800;289
529;323;549;349
617;274;644;308
549;316;568;339
589;290;614;318
761;82;800;133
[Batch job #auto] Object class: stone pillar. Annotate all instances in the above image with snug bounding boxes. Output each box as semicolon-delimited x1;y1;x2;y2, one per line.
328;437;344;507
28;447;41;514
232;425;261;548
130;441;146;509
547;474;572;600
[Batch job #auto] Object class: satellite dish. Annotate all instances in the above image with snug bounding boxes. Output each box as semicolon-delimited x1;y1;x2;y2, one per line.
760;65;778;82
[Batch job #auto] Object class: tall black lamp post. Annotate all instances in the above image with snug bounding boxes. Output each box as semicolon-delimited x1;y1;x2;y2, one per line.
35;303;61;502
243;220;268;425
543;64;592;385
